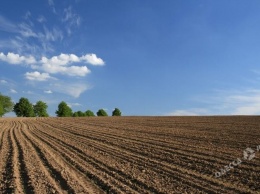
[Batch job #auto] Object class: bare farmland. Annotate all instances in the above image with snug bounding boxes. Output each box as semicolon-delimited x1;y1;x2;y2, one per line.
0;116;259;193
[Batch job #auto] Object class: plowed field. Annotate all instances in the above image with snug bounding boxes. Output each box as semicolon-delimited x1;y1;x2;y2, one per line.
0;116;259;194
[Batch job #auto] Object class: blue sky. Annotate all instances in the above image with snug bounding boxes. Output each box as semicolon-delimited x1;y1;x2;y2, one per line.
1;0;260;116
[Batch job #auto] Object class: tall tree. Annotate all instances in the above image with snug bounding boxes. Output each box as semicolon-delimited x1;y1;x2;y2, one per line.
0;93;14;117
85;110;95;117
112;108;121;116
34;101;49;117
97;109;108;116
56;101;72;117
13;97;35;117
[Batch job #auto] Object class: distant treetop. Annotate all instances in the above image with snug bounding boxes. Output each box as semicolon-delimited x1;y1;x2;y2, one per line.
97;109;108;116
112;108;121;116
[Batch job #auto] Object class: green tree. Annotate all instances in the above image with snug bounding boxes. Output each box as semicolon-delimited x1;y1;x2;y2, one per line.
112;108;121;116
56;101;72;117
73;111;85;117
0;104;4;117
85;110;95;117
97;109;108;116
73;112;79;117
34;101;49;117
77;111;85;117
0;93;14;117
13;97;35;117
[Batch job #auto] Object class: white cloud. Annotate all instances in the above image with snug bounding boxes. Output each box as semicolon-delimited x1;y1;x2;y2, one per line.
222;90;260;115
48;0;56;14
232;105;260;115
48;0;54;6
33;53;104;76
62;83;89;98
10;89;17;93
168;108;209;116
62;6;81;35
25;71;53;81
51;82;90;98
1;52;104;77
38;63;90;77
0;52;36;65
167;89;260;116
0;14;62;54
81;54;105;65
0;38;46;55
42;26;63;41
23;90;34;94
65;66;90;76
0;15;17;33
44;90;52;94
40;53;105;66
0;80;7;84
40;53;80;66
37;15;46;23
0;15;36;38
24;11;31;20
19;23;38;38
68;102;81;107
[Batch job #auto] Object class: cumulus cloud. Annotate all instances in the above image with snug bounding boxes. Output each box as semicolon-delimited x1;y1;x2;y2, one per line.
38;63;90;77
40;53;104;66
40;53;80;66
0;52;36;65
1;52;104;77
1;52;103;98
81;54;105;65
25;71;53;81
32;53;104;76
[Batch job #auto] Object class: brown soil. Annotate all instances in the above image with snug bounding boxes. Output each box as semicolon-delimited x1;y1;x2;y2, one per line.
0;116;259;193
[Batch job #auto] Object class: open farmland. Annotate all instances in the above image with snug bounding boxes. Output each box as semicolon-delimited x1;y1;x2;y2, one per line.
0;116;259;194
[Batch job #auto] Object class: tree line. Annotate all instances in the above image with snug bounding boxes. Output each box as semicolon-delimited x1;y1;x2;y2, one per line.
0;93;121;117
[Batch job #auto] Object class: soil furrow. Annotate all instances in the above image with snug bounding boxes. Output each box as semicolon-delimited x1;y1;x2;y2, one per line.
31;119;252;192
2;125;15;193
0;117;258;194
15;120;72;194
25;123;143;193
21;121;105;194
41;120;242;166
10;121;34;193
36;120;256;182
